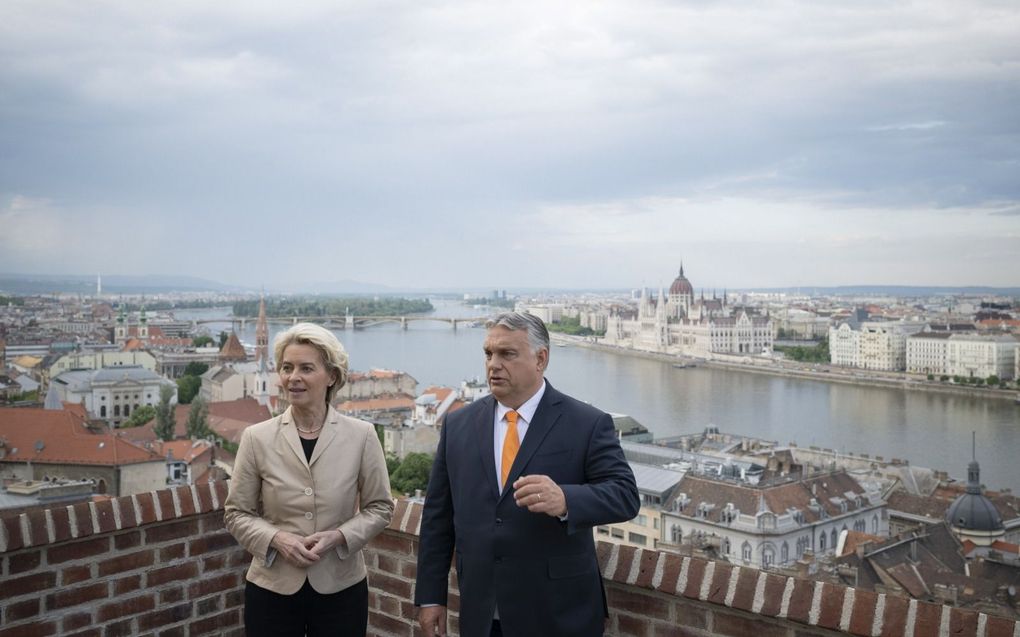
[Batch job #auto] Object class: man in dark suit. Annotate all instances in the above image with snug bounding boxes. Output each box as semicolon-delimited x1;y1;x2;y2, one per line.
416;312;640;637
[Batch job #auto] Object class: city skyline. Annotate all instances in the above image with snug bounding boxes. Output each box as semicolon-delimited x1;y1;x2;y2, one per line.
2;1;1018;290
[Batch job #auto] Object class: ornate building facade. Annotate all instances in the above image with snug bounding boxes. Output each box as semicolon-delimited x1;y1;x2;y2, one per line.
601;265;774;358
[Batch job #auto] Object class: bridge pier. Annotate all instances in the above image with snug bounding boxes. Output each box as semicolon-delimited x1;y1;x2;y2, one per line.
452;320;457;331
401;317;407;330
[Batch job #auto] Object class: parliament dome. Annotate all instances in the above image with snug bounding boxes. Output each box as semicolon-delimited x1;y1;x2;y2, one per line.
946;458;1004;544
669;264;694;296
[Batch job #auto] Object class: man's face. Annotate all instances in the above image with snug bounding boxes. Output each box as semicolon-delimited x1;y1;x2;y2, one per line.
483;326;547;409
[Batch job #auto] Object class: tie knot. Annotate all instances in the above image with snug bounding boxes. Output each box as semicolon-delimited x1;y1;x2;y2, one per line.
506;410;518;426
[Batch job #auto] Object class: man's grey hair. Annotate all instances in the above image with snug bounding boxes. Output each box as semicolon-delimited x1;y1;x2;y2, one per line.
485;311;550;355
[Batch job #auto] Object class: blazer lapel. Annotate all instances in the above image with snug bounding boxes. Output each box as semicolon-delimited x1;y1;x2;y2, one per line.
279;407;309;468
308;407;339;467
472;395;500;499
499;383;562;502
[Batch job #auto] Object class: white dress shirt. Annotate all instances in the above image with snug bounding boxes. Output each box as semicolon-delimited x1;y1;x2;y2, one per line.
493;380;546;492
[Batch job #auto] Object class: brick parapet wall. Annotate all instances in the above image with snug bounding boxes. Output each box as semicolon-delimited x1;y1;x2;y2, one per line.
2;488;1018;637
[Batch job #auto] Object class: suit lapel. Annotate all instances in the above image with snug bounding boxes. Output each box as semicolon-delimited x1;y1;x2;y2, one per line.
278;407;308;468
308;407;339;467
472;395;500;499
499;383;562;502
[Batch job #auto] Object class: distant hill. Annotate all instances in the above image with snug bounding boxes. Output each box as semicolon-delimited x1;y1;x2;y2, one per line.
0;273;239;295
739;285;1020;297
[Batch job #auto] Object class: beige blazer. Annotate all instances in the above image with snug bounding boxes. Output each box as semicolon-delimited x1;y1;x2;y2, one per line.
224;406;394;595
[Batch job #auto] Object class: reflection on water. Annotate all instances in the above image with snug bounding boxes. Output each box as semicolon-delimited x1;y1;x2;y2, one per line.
173;302;1020;491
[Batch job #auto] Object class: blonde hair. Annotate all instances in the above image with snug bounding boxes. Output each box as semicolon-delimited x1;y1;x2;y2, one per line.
273;322;349;404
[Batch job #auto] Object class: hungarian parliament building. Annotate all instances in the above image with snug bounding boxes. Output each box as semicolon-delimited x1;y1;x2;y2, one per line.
601;265;774;359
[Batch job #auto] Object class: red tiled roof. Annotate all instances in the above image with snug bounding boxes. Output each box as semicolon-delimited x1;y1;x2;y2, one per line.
336;395;415;412
151;439;214;463
421;386;454;402
119;398;272;443
0;407;160;466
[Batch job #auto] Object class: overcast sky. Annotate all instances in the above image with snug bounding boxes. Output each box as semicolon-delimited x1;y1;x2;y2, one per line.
1;1;1018;291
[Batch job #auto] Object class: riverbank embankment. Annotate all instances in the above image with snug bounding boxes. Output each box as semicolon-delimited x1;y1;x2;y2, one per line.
549;333;1020;403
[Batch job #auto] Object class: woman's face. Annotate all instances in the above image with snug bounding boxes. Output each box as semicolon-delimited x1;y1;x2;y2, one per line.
278;343;336;409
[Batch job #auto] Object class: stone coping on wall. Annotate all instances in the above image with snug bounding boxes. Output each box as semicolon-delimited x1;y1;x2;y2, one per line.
3;485;1019;637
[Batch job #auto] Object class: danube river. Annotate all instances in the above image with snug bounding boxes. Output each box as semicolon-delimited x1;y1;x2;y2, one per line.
177;301;1020;492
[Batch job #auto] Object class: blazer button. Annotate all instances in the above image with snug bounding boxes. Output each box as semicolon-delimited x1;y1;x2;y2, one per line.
495;518;502;525
305;512;313;520
304;488;313;496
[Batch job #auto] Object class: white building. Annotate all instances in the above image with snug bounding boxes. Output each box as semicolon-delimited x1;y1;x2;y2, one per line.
945;333;1018;380
662;471;887;569
48;366;177;427
829;320;926;371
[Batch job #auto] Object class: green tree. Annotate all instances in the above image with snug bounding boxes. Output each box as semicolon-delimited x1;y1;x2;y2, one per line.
987;375;1000;387
176;375;202;404
186;395;210;439
183;362;209;377
123;404;156;428
926;373;934;381
153;385;177;441
218;331;229;348
389;452;433;495
192;335;214;347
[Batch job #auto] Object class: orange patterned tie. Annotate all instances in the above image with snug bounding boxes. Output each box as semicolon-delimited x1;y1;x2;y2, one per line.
500;410;520;489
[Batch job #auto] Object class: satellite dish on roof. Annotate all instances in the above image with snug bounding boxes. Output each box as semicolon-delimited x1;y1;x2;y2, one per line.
34;440;45;453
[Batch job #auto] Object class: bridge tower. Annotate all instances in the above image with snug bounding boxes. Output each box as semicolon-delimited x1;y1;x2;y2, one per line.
345;307;353;330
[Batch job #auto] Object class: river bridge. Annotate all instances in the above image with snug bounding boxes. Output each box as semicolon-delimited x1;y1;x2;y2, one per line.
192;315;490;331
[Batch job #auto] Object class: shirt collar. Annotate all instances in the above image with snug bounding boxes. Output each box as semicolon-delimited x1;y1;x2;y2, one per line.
495;380;546;425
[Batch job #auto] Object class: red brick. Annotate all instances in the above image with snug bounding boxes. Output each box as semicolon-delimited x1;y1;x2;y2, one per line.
816;582;845;630
607;587;671;620
48;536;110;564
93;499;116;533
681;557;706;599
188;531;236;556
377;552;399;574
159;585;185;604
8;550;41;574
707;562;736;605
212;480;229;506
655;554;683;596
196;596;222;616
159;542;186;562
147;562;199;587
188;571;239;599
368;570;412;600
225;589;244;609
135;492;157;524
652;622;702;637
27;510;48;546
368;610;413;636
2;515;24;552
62;613;93;631
62;564;93;585
227;548;251;568
189;609;239;635
202;553;227;572
401;558;417;579
616;612;650;636
673;601;708;630
0;571;57;600
634;550;661;589
369;532;414;555
948;608;980;637
614;545;638;582
194;482;215;513
714;611;788;637
728;567;758;612
848;588;878;636
102;618;134;637
0;621;58;637
913;600;942;637
114;530;141;550
596;540;614;571
388;499;409;531
138;604;192;631
406;504;423;536
146;519;199;543
113;574;142;595
759;573;788;617
879;595;909;637
378;593;401;616
985;614;1020;637
156;489;175;520
45;582;108;610
5;597;40;621
97;594;156;622
201;514;225;533
98;549;155;576
49;507;73;543
785;578;815;624
64;630;101;637
115;496;138;529
158;627;186;637
174;486;197;516
70;502;95;537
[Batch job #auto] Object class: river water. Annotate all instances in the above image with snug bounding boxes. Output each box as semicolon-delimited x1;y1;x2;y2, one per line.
175;301;1020;491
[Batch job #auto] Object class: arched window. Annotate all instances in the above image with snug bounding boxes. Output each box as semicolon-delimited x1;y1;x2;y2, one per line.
100;405;107;417
830;529;837;550
114;405;120;417
123;404;130;417
872;515;879;534
781;542;789;564
741;541;752;563
819;532;826;552
761;544;775;569
671;524;682;543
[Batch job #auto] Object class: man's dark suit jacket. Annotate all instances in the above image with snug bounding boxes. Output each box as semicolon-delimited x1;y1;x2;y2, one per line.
415;382;640;637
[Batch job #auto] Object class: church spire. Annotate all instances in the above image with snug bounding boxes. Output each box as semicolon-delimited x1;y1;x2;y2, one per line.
255;290;269;369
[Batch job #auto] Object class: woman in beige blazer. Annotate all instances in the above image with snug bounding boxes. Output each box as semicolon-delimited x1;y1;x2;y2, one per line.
225;323;394;636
